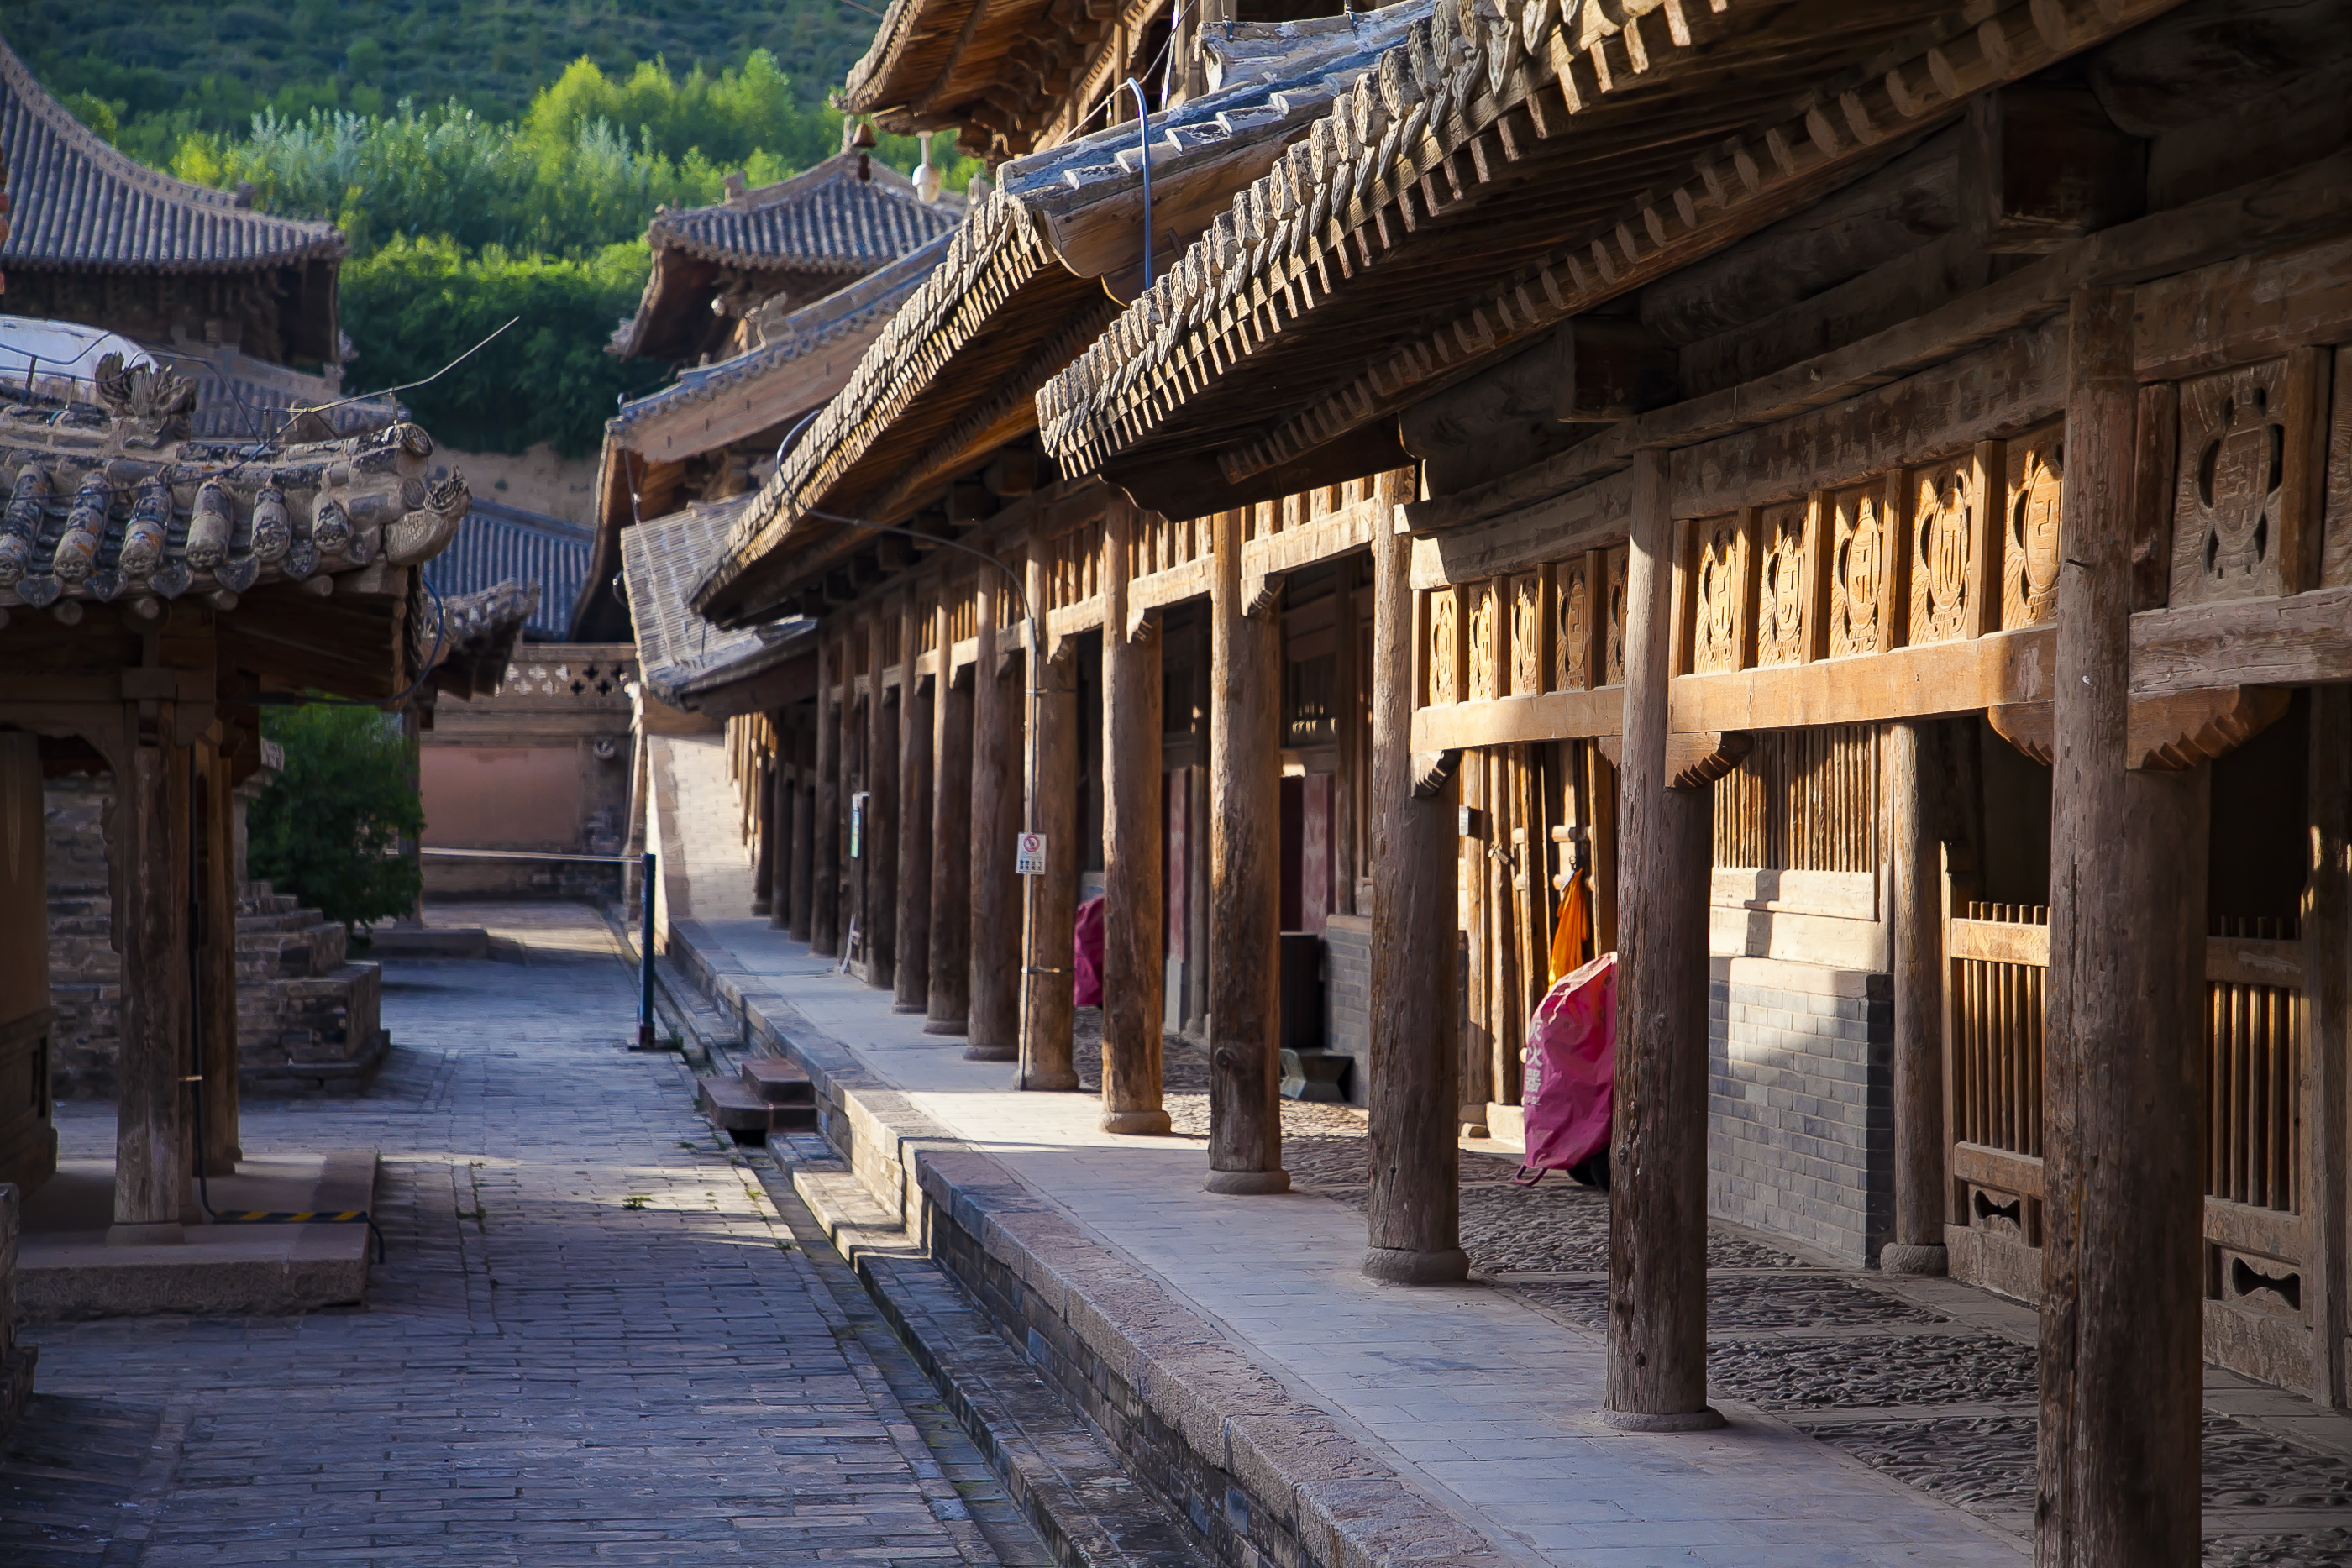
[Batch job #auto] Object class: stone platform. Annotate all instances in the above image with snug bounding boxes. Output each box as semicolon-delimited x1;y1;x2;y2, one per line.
18;1151;377;1320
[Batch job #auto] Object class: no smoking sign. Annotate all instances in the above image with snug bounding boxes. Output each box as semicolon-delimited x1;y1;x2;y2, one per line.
1014;832;1047;876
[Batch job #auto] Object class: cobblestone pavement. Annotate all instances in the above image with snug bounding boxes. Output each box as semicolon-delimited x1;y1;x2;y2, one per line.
2;905;1053;1568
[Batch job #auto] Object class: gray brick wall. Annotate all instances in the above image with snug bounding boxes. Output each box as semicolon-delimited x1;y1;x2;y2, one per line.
1708;961;1893;1266
1321;915;1370;1108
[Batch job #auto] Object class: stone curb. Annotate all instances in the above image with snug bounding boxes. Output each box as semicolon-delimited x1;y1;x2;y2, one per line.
774;1138;1208;1568
664;918;1520;1568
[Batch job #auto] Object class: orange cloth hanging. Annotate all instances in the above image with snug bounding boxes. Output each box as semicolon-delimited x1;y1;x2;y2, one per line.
1548;869;1589;984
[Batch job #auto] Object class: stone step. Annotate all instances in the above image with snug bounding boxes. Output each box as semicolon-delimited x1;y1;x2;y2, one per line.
740;1056;815;1107
696;1075;816;1140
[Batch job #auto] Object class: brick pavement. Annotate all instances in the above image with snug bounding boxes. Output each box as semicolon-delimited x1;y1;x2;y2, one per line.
1;908;1054;1568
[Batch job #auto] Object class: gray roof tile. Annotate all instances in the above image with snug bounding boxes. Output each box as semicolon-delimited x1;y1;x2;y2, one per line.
0;34;345;275
645;150;960;274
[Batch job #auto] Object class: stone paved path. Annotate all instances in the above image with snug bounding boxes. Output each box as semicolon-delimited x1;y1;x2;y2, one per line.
1;907;1053;1568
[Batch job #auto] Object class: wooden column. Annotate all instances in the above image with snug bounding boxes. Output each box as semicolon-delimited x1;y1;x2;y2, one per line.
2307;686;2350;1409
788;724;816;943
1882;719;1947;1273
1101;498;1169;1133
1366;468;1467;1282
842;631;867;966
1206;505;1287;1193
930;605;976;1035
195;733;239;1175
1332;555;1361;915
769;733;794;931
865;610;899;991
811;636;842;957
112;730;195;1240
1021;629;1080;1091
895;604;936;1014
1603;451;1721;1431
752;752;777;917
967;571;1021;1061
1021;529;1079;1092
1587;742;1620;954
2037;287;2205;1567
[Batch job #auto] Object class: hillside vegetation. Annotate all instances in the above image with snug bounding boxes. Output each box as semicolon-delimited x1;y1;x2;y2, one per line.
18;31;975;460
10;0;876;156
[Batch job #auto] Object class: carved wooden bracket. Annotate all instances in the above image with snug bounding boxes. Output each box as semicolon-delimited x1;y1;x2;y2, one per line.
1593;730;1752;790
1242;569;1287;619
1987;687;2291;771
1412;749;1462;798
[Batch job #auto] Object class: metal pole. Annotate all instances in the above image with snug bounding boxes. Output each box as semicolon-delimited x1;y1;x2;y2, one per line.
638;850;658;1048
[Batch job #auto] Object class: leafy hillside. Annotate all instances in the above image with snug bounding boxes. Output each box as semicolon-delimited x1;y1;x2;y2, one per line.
7;9;974;462
8;0;876;140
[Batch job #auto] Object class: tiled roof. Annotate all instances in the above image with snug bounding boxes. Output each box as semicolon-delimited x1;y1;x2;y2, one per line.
644;151;960;274
623;492;811;707
1002;1;1427;230
1035;0;2146;508
420;501;593;642
427;579;540;701
608;232;950;448
0;357;469;622
0;36;344;275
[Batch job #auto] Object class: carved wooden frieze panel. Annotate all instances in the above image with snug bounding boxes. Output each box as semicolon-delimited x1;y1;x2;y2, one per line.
1427;586;1461;705
1827;482;1898;658
2172;353;2325;606
1690;513;1751;675
1509;571;1548;696
1467;579;1501;703
1755;501;1812;668
1557;558;1591;691
1603;545;1629;687
2003;422;2064;630
1909;456;1982;645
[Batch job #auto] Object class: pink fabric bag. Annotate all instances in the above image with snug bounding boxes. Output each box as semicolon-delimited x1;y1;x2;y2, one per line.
1072;895;1105;1007
1515;952;1616;1181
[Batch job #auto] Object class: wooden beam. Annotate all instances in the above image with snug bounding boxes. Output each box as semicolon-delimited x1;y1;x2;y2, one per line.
1100;496;1170;1135
2037;286;2203;1567
1206;506;1288;1194
1603;451;1720;1433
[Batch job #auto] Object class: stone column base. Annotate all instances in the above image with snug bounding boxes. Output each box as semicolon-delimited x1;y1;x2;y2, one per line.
1362;1246;1470;1285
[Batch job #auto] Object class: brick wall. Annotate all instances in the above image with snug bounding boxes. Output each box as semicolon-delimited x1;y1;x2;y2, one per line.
1320;915;1370;1108
1707;955;1893;1266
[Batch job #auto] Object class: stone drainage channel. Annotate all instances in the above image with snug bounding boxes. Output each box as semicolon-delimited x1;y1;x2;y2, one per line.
661;969;2352;1568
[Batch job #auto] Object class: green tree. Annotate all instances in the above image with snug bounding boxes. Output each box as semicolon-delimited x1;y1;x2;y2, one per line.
339;238;656;456
248;704;424;931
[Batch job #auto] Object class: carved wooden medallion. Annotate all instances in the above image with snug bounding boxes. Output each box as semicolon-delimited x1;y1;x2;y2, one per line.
1467;580;1500;702
1827;482;1894;658
1427;587;1459;705
2003;422;2063;629
1691;514;1747;674
2172;359;2299;606
1557;560;1590;691
1755;501;1810;667
1909;457;1977;644
1509;571;1546;696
